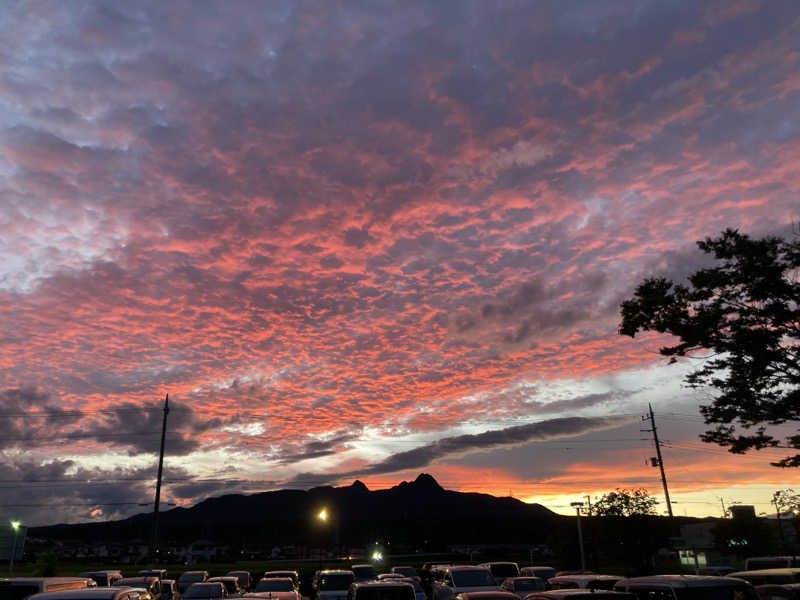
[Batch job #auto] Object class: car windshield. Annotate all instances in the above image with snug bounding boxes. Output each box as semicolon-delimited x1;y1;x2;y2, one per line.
320;575;355;591
255;580;293;592
183;585;223;599
355;588;414;600
181;575;207;583
353;568;376;580
588;580;618;591
489;566;518;578
673;587;759;600
513;579;544;591
451;571;496;587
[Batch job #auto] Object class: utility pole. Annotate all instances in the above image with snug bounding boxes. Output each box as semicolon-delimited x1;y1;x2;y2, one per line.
642;403;673;518
571;502;586;571
151;394;170;561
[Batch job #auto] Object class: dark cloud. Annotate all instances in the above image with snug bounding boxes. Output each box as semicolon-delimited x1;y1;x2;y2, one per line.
284;415;634;484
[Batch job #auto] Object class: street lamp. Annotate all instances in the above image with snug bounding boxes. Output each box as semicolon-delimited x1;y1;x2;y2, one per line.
9;520;21;576
570;502;586;572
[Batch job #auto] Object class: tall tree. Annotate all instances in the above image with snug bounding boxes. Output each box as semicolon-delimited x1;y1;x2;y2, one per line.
593;488;659;517
620;229;800;466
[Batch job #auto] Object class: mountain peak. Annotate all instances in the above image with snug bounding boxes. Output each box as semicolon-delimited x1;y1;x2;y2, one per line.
349;479;369;492
413;473;443;491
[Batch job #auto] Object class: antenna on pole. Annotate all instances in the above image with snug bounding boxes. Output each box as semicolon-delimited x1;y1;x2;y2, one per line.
642;403;673;518
151;394;170;561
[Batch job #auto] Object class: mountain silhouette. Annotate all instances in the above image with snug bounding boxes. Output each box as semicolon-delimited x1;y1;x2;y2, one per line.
32;473;558;548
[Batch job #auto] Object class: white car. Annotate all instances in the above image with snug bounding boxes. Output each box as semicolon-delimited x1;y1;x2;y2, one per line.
614;575;759;599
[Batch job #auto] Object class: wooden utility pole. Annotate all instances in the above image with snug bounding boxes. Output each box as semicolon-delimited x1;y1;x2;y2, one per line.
643;403;673;517
150;394;169;561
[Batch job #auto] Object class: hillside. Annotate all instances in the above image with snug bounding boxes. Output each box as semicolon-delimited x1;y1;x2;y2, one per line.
32;473;559;548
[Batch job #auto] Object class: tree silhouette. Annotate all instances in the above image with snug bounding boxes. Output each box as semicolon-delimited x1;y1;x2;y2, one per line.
620;229;800;466
593;488;658;517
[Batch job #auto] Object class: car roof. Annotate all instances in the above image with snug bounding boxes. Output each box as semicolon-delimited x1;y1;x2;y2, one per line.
28;589;136;600
319;571;354;576
479;563;518;566
457;592;517;598
353;582;413;588
522;591;633;597
449;566;492;572
1;579;93;585
616;575;752;588
551;575;620;581
731;568;800;575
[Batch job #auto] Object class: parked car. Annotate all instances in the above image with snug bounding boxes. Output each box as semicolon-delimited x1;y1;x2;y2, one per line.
348;582;415;600
77;573;124;588
547;575;621;591
159;581;178;600
613;575;759;599
352;567;377;583
254;580;296;594
499;577;546;597
225;574;251;593
731;570;800;586
522;591;634;599
755;583;800;599
177;575;209;596
182;584;225;600
519;569;555;583
395;579;424;600
138;574;167;582
455;592;518;600
27;588;150;600
432;566;500;600
376;577;405;582
1;578;95;600
114;578;161;600
478;564;520;586
390;569;418;581
315;571;356;600
262;574;299;589
206;579;240;598
243;594;298;600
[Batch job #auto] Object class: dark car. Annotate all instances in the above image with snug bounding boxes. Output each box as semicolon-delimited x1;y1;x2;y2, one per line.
348;582;415;600
182;584;225;600
177;575;209;596
207;579;240;598
352;567;377;583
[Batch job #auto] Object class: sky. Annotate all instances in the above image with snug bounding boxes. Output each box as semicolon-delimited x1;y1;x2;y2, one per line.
1;0;799;526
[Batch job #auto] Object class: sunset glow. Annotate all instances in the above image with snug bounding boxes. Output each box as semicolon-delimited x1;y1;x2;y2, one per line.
1;0;799;525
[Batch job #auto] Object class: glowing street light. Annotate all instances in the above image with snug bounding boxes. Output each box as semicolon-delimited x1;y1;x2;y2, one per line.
318;508;328;522
9;520;22;576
